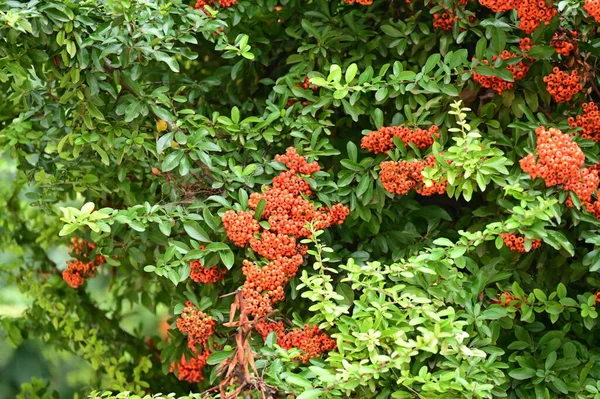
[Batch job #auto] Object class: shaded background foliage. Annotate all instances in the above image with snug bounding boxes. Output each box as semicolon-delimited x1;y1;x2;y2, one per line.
1;0;600;398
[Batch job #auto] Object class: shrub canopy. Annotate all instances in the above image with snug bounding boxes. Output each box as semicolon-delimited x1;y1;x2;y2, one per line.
1;0;600;398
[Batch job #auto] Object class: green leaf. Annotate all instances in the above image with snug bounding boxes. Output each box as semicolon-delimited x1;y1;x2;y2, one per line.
158;221;172;236
347;141;358;162
533;288;547;302
556;283;567;299
508;368;536;380
241;51;255;60
482;306;508;320
297;390;323;399
205;242;230;252
167;269;180;286
381;25;403;38
162;151;184;172
286;375;313;389
91;144;110;165
422;53;441;74
59;224;79;236
157;132;173;154
527;45;555;59
129;220;146;232
345;63;358;83
254;198;267;220
238;188;249;208
449;246;467;258
154;51;180;72
206;351;233;365
356;176;370;197
265;331;277;347
372;108;384;129
183;222;210;242
546;230;574;256
220;250;235;269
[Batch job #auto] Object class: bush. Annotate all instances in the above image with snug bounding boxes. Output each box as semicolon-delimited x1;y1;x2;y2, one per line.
1;0;600;398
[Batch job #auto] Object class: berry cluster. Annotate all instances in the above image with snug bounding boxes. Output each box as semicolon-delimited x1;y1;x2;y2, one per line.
379;155;447;196
193;0;236;10
223;148;349;318
432;0;470;31
479;0;514;12
520;127;600;219
190;246;226;284
519;37;532;52
273;171;312;195
343;0;373;4
255;322;336;363
551;30;578;56
222;210;260;247
170;348;211;383
241;256;303;317
274;147;321;174
584;200;600;220
287;77;318;108
543;68;583;103
501;233;542;252
360;125;440;154
490;292;520;307
472;51;530;95
584;0;600;23
595;291;600;305
62;237;106;288
176;301;216;348
287;99;308;108
249;231;306;261
478;0;556;34
68;237;95;255
568;102;600;142
519;126;585;187
296;77;318;91
516;0;557;34
171;301;216;382
433;10;458;31
564;167;600;207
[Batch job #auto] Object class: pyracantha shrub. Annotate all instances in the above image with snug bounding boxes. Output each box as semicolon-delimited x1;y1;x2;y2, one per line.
2;1;600;399
225;148;349;318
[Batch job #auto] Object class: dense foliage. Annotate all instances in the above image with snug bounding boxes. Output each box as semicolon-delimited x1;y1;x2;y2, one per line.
1;0;600;398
